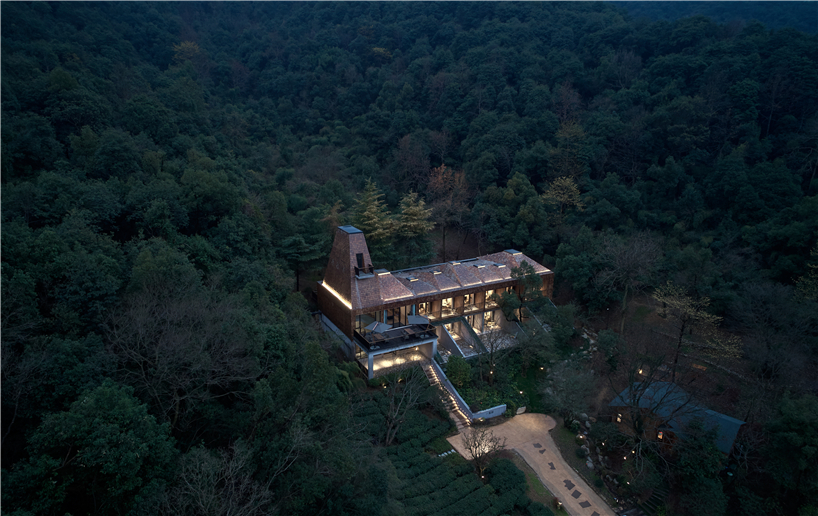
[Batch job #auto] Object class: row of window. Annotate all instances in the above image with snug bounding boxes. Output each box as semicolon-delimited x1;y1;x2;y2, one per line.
354;288;513;333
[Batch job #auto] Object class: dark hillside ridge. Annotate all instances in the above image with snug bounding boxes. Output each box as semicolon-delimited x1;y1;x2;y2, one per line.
611;1;818;34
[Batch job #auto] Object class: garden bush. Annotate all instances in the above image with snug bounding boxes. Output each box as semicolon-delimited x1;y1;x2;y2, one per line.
575;447;588;458
527;501;556;516
427;436;453;455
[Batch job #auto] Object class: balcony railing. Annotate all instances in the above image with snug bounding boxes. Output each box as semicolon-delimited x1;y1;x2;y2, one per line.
354;324;437;353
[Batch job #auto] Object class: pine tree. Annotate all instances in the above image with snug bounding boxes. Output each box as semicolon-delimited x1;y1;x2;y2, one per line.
351;179;395;267
396;191;434;268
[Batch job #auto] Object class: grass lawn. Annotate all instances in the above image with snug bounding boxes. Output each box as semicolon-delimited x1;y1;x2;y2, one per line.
500;450;565;515
514;367;547;413
550;422;619;508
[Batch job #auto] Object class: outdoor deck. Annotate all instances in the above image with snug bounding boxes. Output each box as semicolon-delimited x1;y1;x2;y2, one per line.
353;324;437;354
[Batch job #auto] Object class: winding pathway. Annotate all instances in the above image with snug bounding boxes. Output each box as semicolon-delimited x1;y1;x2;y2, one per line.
447;414;617;516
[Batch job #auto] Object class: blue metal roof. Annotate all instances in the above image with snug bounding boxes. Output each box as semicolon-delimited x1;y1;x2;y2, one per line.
610;382;744;454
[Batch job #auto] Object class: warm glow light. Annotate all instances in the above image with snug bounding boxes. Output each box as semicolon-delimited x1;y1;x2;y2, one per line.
638;369;643;374
658;431;663;440
540;367;544;370
320;281;351;309
520;391;524;394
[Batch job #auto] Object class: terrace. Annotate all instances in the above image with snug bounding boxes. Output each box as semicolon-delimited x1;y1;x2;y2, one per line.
353;323;437;354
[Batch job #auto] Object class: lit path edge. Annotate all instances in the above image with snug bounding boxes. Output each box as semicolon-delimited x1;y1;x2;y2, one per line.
447;413;617;516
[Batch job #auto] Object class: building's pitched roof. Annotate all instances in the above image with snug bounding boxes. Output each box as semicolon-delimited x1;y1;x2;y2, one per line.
610;382;745;454
321;226;553;312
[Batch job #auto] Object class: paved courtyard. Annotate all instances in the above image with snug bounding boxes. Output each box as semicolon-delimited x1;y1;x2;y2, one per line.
447;414;617;516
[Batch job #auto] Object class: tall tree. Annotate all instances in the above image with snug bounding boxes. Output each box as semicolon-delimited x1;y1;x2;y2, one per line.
280;235;327;292
462;426;507;477
395;191;435;268
427;164;471;261
3;380;176;516
541;176;584;228
764;394;818;508
540;359;595;427
382;366;430;446
653;282;735;383
351;179;395;267
547;120;590;182
595;232;661;333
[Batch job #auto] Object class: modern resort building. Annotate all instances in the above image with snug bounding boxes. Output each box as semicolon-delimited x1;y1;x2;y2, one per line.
317;225;554;379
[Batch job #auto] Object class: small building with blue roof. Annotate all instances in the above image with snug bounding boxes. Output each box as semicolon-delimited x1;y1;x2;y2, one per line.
609;381;745;454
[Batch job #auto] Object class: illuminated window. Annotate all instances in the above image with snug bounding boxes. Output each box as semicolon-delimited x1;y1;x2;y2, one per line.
616;414;622;423
658;431;663;440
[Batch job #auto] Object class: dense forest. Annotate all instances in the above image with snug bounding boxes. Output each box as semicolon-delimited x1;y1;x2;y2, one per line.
613;2;818;35
2;2;818;516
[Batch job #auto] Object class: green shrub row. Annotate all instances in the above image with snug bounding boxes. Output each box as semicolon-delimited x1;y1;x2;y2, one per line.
426;436;454;455
403;474;484;514
427;483;495;516
396;411;452;443
392;455;441;479
398;466;457;499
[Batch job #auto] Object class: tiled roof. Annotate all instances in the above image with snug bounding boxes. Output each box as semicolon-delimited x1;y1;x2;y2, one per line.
321;225;553;312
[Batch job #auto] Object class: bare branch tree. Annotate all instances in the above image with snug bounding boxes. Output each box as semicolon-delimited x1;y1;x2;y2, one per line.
652;282;724;383
1;340;50;446
462;426;507;476
158;441;273;516
105;288;263;431
595;232;661;333
383;365;431;445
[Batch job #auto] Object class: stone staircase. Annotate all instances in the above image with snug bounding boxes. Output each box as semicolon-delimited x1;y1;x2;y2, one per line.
639;485;669;516
422;363;470;433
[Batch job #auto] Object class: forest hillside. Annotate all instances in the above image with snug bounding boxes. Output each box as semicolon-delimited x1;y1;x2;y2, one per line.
2;2;817;515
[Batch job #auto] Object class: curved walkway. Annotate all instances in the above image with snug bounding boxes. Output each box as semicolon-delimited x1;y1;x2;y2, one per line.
447;414;617;516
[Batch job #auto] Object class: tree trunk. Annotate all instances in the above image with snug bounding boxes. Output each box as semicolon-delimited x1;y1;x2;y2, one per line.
619;284;629;334
455;230;469;260
671;319;687;383
441;225;447;262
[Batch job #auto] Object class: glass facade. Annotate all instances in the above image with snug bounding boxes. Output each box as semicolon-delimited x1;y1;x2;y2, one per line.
355;288;515;335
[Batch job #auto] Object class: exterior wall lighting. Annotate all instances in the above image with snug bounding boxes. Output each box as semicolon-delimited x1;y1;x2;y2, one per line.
320;282;352;309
